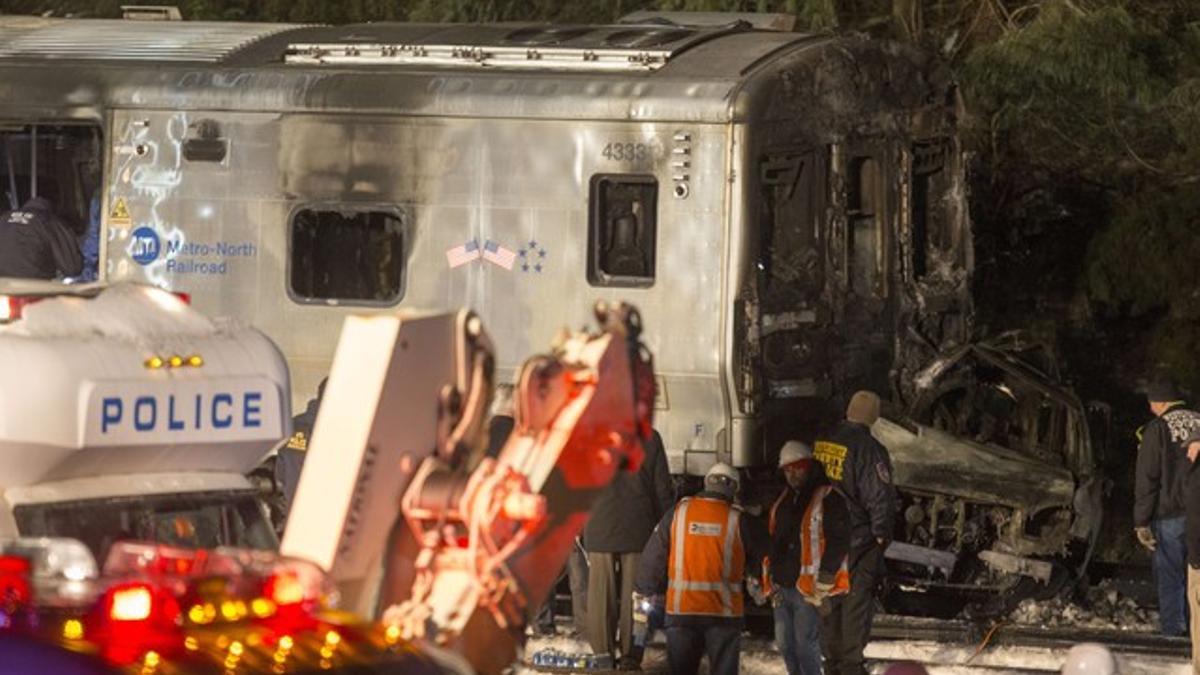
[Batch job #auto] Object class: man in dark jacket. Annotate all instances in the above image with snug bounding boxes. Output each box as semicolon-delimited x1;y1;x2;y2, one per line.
274;378;327;525
764;440;851;675
0;197;83;279
634;463;760;675
1183;431;1200;670
1134;381;1200;636
583;429;672;668
813;391;896;675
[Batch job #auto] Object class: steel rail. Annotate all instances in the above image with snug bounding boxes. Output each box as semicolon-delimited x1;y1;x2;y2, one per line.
872;614;1190;659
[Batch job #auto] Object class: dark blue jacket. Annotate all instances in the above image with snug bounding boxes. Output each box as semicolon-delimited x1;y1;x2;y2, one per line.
1137;403;1200;526
815;421;897;549
0;197;82;279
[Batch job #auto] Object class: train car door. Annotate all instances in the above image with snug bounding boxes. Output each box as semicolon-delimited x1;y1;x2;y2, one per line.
750;147;839;454
836;140;897;398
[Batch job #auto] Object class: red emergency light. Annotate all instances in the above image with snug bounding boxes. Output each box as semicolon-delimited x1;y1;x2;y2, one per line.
0;295;41;322
87;580;183;665
0;288;190;322
0;555;32;608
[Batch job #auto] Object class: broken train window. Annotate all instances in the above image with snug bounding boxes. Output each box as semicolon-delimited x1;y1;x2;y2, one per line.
846;155;885;298
289;207;405;304
910;140;957;280
759;151;821;305
588;174;657;287
1;123;102;234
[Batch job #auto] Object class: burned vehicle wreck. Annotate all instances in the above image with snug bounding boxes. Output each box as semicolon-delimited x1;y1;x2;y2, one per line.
877;332;1105;614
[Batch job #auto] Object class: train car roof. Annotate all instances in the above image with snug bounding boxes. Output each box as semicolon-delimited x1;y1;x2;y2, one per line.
0;17;807;71
0;17;935;123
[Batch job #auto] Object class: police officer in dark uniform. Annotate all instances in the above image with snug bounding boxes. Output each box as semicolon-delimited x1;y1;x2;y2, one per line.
0;197;83;279
272;378;327;528
1134;380;1200;636
812;390;896;675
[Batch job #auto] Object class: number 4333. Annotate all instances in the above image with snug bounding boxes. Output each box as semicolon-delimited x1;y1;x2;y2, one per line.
602;141;654;162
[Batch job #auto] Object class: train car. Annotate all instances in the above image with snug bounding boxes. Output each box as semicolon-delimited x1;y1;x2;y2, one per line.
0;14;971;476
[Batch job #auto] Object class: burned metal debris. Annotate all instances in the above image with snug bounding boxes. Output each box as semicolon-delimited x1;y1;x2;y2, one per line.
877;331;1107;609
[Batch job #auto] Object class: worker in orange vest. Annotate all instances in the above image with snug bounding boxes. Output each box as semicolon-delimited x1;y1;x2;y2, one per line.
634;463;761;675
761;441;851;675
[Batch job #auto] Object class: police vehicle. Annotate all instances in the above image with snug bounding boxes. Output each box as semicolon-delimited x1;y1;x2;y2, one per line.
0;282;289;562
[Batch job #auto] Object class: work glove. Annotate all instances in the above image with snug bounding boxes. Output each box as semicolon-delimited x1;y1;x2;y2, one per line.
631;592;651;646
745;575;769;606
1135;526;1157;552
803;580;835;607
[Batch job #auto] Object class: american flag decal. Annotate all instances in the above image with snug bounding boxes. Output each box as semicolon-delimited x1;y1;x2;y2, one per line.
482;239;517;270
446;240;480;268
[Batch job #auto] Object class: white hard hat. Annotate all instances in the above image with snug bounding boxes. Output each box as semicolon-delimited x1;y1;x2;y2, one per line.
705;462;740;488
778;441;813;467
1061;643;1116;675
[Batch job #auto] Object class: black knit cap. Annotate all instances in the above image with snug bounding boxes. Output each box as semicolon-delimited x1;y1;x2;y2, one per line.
1143;380;1182;403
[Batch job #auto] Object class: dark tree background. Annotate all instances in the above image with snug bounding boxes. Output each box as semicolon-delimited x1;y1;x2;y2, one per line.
7;0;1200;553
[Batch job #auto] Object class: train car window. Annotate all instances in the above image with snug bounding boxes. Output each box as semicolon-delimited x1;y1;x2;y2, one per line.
911;140;953;279
289;207;405;304
847;156;884;298
0;124;101;231
588;175;657;288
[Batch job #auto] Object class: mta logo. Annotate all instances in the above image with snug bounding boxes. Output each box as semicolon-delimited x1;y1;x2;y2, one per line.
131;227;161;265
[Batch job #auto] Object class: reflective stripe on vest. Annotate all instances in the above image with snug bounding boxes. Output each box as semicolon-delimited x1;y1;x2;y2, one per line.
667;497;745;617
796;484;850;598
761;489;789;596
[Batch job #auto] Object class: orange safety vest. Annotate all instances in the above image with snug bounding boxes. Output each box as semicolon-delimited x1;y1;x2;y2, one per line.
761;485;850;598
667;496;745;618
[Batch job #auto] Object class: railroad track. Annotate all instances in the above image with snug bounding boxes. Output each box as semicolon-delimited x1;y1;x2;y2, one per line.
871;614;1191;659
524;613;1190;674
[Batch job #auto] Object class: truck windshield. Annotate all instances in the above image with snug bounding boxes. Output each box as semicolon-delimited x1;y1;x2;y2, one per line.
13;490;277;563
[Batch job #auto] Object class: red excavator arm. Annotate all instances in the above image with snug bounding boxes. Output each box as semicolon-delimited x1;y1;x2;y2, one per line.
282;302;654;674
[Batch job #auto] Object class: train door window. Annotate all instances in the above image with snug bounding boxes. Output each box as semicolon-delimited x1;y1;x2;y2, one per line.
911;140;953;279
588;175;657;287
0;123;103;279
759;151;821;298
846;155;885;298
289;207;405;304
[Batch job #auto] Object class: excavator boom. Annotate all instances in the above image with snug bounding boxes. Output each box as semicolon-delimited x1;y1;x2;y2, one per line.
282;302;654;674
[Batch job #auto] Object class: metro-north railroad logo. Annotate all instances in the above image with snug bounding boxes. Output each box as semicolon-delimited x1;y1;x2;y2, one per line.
131;227;161;265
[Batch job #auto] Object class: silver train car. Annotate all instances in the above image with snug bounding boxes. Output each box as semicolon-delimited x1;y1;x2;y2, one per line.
0;15;972;475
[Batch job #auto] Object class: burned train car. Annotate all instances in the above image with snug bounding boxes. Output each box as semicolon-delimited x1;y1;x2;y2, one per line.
0;15;1095;598
0;15;969;468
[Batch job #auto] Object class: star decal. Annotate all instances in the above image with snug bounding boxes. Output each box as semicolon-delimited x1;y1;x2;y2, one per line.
517;240;549;274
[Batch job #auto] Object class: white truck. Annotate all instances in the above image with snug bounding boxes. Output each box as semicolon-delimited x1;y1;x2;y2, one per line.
0;282;290;562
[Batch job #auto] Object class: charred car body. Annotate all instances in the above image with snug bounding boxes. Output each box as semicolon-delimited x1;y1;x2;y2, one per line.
878;332;1105;612
0;13;1099;608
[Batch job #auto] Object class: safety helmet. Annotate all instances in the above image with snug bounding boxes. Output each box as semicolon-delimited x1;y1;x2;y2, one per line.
778;441;813;468
1060;643;1116;675
705;462;740;491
